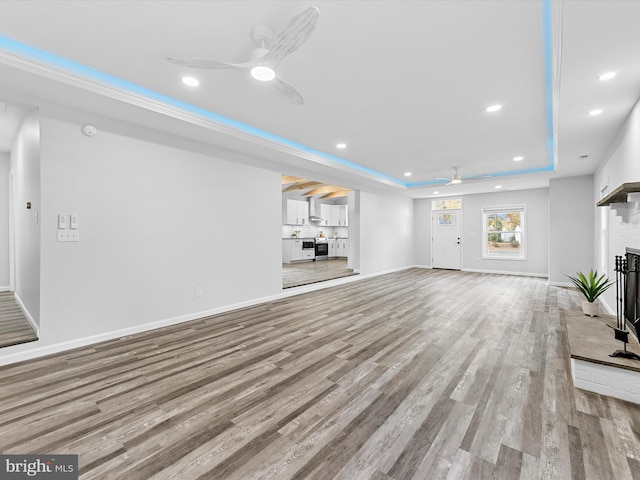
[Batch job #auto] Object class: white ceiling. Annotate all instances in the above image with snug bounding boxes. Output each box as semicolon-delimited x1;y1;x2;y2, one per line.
0;1;638;197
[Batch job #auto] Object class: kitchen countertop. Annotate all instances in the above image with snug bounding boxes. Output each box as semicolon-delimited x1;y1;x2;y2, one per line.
282;237;349;240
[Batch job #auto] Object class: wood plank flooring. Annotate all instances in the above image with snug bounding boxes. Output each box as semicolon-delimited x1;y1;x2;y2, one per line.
0;291;38;349
2;269;640;479
282;258;357;288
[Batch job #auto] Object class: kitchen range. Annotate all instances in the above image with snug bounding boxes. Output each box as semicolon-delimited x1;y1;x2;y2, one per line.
282;236;348;263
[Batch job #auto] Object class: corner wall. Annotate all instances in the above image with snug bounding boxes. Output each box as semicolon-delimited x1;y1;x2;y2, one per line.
548;175;594;285
594;96;640;313
9;109;40;324
359;191;414;275
0;114;282;364
0;152;9;289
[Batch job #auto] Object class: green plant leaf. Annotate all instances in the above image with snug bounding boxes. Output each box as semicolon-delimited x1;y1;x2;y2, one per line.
565;269;614;303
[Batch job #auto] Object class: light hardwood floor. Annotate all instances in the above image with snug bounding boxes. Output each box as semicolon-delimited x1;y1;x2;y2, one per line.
282;258;357;288
0;291;37;349
1;269;640;479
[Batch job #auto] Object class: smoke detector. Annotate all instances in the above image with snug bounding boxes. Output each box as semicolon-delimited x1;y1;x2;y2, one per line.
81;124;97;137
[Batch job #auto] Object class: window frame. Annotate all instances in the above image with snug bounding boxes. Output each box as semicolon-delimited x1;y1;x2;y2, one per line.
481;204;526;261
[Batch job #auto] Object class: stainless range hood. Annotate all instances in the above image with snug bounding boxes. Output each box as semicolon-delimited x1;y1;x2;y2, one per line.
307;197;323;222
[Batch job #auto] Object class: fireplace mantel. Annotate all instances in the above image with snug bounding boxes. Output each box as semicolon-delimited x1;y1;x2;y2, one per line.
598;182;640;206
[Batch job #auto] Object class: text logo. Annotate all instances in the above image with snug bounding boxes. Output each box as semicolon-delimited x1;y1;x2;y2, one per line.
0;455;78;479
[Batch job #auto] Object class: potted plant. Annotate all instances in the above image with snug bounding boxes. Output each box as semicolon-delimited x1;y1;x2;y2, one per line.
566;270;614;317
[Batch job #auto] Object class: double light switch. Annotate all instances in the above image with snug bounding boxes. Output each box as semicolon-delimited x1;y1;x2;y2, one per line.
57;213;80;242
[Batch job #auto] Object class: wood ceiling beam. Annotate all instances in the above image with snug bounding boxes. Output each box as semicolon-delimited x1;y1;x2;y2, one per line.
302;185;350;196
321;191;350;199
281;175;306;185
282;181;322;192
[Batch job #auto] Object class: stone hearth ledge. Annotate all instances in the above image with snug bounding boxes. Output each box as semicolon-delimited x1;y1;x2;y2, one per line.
565;310;640;404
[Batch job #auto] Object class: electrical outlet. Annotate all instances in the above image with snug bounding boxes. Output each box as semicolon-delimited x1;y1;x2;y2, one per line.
195;287;203;297
57;230;80;242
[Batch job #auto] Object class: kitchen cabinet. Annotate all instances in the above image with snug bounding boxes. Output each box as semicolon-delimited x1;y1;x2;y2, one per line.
330;204;348;226
285;199;309;225
290;239;304;261
320;204;332;226
336;238;348;257
282;238;304;262
283;239;316;263
328;238;336;257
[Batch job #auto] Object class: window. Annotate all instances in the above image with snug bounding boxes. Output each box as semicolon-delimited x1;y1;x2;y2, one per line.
482;205;525;260
432;198;462;210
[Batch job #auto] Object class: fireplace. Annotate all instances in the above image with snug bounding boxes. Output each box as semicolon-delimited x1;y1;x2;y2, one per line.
625;248;640;338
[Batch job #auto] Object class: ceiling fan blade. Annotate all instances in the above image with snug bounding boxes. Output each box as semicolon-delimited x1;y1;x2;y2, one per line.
262;7;320;67
167;57;250;71
272;77;304;105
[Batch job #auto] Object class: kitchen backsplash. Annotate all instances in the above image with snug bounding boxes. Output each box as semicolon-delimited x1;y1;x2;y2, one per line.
282;225;348;238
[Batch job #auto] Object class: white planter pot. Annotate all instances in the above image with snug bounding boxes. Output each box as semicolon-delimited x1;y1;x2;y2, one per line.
582;300;599;317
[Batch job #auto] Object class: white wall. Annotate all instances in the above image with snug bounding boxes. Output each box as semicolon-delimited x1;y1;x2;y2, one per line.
359;191;414;274
413;198;432;267
0;152;9;289
0;115;282;363
10;109;41;323
415;188;549;276
594;97;640;313
548;175;594;285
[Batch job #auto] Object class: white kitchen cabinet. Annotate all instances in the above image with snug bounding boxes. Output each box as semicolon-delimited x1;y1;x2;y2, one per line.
328;238;336;257
340;205;348;226
331;205;340;226
329;204;348;226
320;203;332;226
336;238;348;257
290;239;304;261
285;199;309;225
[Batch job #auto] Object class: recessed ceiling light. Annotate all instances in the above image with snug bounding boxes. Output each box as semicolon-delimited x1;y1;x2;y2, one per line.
181;76;199;87
486;104;502;113
598;72;617;81
589;109;603;116
513;156;524;162
404;172;412;177
336;143;347;149
495;185;502;189
250;65;276;82
433;191;439;195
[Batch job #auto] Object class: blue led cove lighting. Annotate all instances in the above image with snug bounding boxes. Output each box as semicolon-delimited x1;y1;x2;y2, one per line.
0;0;555;190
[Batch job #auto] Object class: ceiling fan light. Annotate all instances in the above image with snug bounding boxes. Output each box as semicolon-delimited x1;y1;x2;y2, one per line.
450;178;462;184
251;65;276;82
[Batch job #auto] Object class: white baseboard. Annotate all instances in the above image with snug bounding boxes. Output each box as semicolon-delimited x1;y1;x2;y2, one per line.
13;292;40;336
0;265;423;366
0;286;10;292
461;268;548;278
600;298;615;315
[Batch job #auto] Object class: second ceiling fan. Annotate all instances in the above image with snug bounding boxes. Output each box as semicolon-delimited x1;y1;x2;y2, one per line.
435;167;491;186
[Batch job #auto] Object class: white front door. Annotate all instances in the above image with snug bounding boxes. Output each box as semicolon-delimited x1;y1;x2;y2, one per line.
432;209;461;270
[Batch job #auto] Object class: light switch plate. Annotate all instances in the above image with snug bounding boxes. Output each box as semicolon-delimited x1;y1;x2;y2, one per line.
57;230;80;242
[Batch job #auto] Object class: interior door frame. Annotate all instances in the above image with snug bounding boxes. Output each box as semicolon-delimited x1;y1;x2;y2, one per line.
431;207;462;270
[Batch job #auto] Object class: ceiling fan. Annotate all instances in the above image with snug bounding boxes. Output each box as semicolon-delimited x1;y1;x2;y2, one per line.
435;167;491;186
168;7;320;106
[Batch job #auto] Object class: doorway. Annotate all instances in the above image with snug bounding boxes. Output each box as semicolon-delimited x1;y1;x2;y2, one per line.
432;208;461;270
